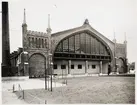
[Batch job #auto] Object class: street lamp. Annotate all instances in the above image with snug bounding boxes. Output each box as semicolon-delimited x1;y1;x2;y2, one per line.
45;64;47;90
48;53;53;91
50;62;53;91
115;57;118;73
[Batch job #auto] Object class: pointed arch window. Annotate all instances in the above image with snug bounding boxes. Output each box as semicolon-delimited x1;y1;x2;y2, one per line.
36;38;38;48
42;39;44;48
45;39;48;48
28;37;31;47
32;37;34;48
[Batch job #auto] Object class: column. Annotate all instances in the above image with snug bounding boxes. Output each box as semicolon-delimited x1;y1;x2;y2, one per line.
85;60;88;74
100;61;102;75
68;60;71;75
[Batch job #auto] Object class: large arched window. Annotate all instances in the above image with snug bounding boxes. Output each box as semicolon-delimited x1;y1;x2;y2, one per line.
54;32;111;61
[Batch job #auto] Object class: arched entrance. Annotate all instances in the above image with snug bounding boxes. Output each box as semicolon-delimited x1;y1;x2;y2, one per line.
118;57;127;73
29;53;46;77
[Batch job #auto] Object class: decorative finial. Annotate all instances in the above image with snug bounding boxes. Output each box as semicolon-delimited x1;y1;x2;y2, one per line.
83;19;89;25
23;8;26;24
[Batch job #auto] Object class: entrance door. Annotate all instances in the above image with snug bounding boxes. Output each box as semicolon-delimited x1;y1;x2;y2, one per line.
29;54;45;77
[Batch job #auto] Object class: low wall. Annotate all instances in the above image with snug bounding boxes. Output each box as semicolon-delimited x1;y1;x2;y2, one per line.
2;76;29;81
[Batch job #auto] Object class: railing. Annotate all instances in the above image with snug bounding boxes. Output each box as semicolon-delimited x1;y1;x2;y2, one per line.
13;84;47;104
23;91;46;104
18;84;24;99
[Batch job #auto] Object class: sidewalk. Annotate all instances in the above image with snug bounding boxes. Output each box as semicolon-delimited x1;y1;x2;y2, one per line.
2;90;27;104
2;78;66;104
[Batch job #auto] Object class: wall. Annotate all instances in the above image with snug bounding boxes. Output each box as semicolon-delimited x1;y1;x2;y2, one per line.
53;60;68;75
54;60;101;75
71;61;86;74
116;59;124;73
102;62;108;74
116;43;126;58
87;61;100;74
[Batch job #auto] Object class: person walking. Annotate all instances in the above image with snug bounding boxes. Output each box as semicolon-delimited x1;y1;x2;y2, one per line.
108;64;111;75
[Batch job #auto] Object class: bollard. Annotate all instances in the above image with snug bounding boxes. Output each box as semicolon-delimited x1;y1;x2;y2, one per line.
13;84;15;92
23;90;24;99
18;84;20;90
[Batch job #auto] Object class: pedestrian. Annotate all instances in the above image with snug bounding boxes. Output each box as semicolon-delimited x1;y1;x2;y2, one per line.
108;64;111;75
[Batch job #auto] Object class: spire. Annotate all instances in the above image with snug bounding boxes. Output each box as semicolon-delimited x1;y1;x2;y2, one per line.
48;14;50;29
113;29;116;43
124;32;127;44
124;32;126;41
46;14;52;34
23;8;26;24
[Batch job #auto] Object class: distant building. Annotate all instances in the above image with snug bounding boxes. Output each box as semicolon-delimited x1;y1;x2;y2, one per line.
10;10;128;77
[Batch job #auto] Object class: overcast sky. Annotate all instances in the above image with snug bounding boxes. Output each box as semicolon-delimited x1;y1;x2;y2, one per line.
0;0;137;63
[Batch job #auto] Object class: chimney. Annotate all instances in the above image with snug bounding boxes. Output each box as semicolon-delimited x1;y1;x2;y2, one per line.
1;2;11;77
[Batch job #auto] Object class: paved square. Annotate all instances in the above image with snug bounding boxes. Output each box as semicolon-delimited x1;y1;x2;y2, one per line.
22;76;135;104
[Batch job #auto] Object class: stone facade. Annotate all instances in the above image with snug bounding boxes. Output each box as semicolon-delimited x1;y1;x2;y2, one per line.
10;14;128;77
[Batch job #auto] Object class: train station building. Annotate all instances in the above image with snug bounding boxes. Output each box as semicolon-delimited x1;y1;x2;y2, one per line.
10;10;128;77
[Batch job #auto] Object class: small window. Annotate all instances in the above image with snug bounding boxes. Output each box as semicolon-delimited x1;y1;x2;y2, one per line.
71;65;74;69
78;65;82;69
61;65;66;69
54;64;57;69
92;65;96;69
88;65;90;69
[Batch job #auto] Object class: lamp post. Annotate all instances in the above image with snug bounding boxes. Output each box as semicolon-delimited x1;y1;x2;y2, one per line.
48;53;53;91
50;62;53;91
45;64;47;90
114;57;117;73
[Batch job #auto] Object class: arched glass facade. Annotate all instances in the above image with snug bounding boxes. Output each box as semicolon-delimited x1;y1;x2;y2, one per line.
54;32;111;61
